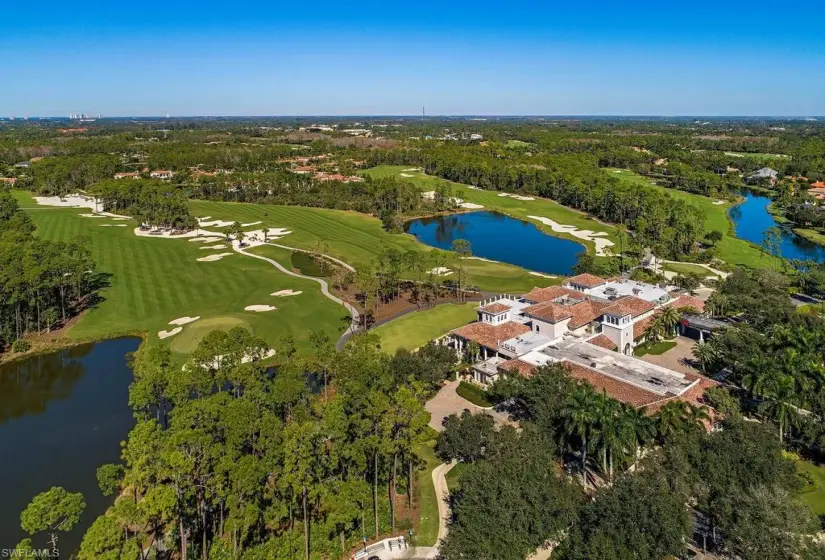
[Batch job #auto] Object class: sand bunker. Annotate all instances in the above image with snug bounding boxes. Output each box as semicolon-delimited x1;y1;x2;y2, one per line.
158;327;183;339
429;267;454;276
242;221;262;227
200;244;227;250
400;173;414;177
188;236;223;243
421;191;436;200
271;289;302;297
497;193;534;201
198;219;235;228
169;316;200;326
460;202;485;209
529;271;557;279
111;217;130;221
244;305;277;312
34;195;99;211
402;168;421;172
79;213;107;218
527;215;615;257
197;252;234;262
100;224;128;227
713;200;726;205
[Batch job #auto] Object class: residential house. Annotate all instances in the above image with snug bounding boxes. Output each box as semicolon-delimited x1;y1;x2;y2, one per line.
114;172;140;180
150;170;174;180
746;167;779;185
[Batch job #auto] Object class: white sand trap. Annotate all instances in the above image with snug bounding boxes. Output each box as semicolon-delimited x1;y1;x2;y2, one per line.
245;305;277;312
158;327;182;339
196;216;212;221
169;316;200;326
200;244;227;250
429;267;453;276
512;195;535;201
460;202;485;209
111;217;130;221
197;252;234;262
713;200;726;205
34;195;99;210
188;236;223;243
468;185;480;190
497;192;511;197
528;215;616;257
421;190;436;200
80;213;107;218
271;289;302;297
529;271;557;279
242;221;262;227
198;219;235;228
400;173;414;177
100;224;128;227
402;168;421;172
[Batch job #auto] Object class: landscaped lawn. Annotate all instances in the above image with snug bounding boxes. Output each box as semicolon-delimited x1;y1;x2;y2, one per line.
362;165;620;252
606;169;767;268
371;303;478;354
634;340;677;357
15;193;347;357
191;198;558;293
662;262;719;278
445;462;468;492
795;460;825;516
413;441;442;547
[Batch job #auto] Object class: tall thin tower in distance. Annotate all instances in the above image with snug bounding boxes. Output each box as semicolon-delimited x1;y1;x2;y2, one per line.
422;106;425;125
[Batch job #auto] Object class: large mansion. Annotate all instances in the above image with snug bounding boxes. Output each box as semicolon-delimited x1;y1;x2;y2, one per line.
448;273;712;411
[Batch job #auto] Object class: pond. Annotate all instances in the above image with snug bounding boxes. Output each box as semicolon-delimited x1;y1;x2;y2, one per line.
0;337;140;555
729;191;825;263
404;211;586;276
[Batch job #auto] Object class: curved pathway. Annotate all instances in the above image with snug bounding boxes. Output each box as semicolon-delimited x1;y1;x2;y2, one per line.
235;247;361;347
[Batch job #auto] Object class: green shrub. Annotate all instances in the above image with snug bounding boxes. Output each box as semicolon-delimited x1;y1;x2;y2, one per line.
11;339;31;353
456;381;492;407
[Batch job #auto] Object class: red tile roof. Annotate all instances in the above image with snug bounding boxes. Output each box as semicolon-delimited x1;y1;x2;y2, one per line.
602;302;634;318
566;273;606;288
633;315;655;340
451;322;531;350
523;302;573;323
670;294;705;313
478;302;510;314
522;285;579;303
562;361;663;407
499;358;537;378
568;300;608;329
615;295;655;317
587;334;618;351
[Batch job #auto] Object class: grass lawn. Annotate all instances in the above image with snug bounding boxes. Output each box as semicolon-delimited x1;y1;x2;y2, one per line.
363;165;620;252
445;462;468;492
15;192;347;357
606;169;767;268
795;460;825;516
371;303;478;353
413;441;441;547
634;340;677;357
662;262;719;278
456;381;492;407
795;228;825;246
190;199;557;293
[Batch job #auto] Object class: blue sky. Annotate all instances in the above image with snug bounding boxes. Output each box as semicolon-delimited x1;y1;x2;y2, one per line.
4;0;825;116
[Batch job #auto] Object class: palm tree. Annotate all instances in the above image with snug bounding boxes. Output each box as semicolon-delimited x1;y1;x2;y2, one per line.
659;305;681;339
622;405;655;464
656;400;689;441
593;393;629;482
755;372;798;442
707;292;728;318
563;387;600;491
466;341;481;363
692;342;716;375
646;315;666;343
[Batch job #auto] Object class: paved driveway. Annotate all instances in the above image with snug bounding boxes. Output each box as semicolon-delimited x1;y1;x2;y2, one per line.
425;380;514;431
638;336;699;375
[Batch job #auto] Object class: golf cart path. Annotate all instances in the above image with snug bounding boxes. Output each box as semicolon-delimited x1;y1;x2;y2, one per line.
236;246;360;346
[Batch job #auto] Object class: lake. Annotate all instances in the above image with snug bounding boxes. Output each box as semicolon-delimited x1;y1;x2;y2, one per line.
729;191;825;263
0;337;139;556
405;211;586;276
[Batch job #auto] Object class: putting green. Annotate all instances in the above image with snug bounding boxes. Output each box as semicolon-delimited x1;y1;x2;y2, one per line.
169;315;251;354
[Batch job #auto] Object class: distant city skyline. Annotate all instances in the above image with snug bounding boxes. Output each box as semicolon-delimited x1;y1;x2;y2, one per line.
5;0;825;117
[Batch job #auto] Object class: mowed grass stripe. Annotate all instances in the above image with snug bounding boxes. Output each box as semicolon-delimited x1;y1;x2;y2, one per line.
17;198;346;355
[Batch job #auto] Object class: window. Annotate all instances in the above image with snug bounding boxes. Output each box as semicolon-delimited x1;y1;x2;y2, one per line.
535;324;541;333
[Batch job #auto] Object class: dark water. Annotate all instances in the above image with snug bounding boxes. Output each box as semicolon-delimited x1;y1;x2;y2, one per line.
405;211;586;275
0;337;139;556
729;191;825;263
